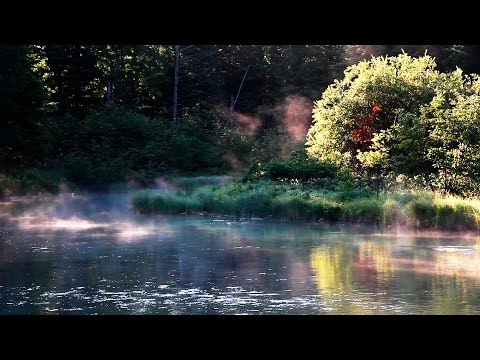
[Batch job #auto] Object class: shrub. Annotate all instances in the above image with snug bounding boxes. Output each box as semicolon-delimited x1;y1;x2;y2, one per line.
243;148;343;184
406;197;437;228
343;198;383;224
47;106;243;188
0;169;62;197
306;53;480;196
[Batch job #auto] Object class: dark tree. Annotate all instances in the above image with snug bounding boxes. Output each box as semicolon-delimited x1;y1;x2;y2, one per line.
0;45;48;169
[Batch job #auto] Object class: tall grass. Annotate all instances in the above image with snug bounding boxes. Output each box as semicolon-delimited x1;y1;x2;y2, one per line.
132;181;480;230
0;169;62;198
170;176;238;194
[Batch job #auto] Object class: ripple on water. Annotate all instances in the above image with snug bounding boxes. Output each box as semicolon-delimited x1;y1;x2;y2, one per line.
433;246;476;253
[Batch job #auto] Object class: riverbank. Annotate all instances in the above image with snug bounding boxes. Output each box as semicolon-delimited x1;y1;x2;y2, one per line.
0;167;239;199
132;181;480;231
0;169;64;198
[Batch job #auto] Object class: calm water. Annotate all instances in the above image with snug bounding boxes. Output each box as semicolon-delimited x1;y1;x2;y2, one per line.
1;192;480;314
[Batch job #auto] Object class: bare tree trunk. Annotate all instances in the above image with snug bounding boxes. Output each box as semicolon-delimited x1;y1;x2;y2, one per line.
228;65;250;124
173;45;180;122
228;95;235;125
106;80;112;106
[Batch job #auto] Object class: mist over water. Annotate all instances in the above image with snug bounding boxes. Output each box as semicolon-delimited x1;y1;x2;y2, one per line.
2;184;480;314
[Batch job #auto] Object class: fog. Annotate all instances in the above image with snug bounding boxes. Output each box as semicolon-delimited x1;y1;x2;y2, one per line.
2;181;480;314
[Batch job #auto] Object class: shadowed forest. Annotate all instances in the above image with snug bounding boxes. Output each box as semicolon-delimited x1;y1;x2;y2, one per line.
1;45;479;191
4;45;480;229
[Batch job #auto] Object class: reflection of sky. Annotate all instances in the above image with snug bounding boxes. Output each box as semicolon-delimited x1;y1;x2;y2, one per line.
1;193;480;314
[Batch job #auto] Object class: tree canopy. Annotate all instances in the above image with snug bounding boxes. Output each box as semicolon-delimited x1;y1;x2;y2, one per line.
306;53;480;195
2;44;480;193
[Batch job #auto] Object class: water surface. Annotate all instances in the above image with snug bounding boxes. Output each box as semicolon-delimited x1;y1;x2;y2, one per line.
1;192;480;314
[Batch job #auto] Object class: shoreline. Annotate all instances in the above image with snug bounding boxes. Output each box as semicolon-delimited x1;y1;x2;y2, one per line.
132;181;480;232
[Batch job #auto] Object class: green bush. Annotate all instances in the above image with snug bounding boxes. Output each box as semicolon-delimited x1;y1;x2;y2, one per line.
406;197;437;228
0;169;62;197
45;106;243;188
243;148;342;184
434;198;477;230
343;198;383;224
306;53;480;197
267;160;294;181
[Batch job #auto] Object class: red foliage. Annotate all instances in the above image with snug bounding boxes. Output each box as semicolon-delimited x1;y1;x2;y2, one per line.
350;104;381;149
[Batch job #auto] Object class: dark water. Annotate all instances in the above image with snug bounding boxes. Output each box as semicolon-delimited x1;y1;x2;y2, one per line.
1;192;480;314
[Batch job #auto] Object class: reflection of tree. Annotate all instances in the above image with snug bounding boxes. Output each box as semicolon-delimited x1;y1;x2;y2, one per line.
310;241;398;314
430;251;480;314
310;245;373;314
356;242;394;287
5;192;480;314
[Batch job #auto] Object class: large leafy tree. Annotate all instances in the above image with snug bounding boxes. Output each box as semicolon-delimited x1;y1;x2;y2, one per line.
306;53;480;195
423;71;480;194
307;53;439;167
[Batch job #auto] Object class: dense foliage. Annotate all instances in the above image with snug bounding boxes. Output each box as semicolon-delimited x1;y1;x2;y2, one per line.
2;45;480;196
307;53;480;196
243;149;342;184
0;45;49;170
48;106;237;187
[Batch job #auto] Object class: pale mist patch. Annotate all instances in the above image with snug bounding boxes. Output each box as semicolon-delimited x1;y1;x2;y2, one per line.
344;45;388;65
224;151;249;172
154;178;177;192
3;192;170;244
215;104;262;137
281;95;313;140
234;112;262;136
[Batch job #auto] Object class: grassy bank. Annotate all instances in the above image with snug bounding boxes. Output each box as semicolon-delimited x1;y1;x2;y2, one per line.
132;181;480;230
0;168;239;200
0;169;63;198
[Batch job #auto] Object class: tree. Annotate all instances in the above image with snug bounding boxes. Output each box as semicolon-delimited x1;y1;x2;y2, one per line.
95;45;173;117
307;53;438;166
43;45;102;116
0;45;48;169
306;53;480;195
423;71;480;195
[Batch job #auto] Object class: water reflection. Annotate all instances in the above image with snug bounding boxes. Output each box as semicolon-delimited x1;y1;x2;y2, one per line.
1;193;480;314
308;235;480;314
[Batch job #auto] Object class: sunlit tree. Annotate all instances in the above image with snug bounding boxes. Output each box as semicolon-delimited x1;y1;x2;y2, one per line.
306;53;480;195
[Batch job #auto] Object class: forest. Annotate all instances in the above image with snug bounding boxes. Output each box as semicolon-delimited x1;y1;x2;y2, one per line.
3;44;480;229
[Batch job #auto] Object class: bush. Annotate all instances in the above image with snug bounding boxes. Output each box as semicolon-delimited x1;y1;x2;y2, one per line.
46;106;243;188
406;197;437;228
306;53;480;196
434;197;477;230
243;148;342;184
0;169;62;197
343;198;383;224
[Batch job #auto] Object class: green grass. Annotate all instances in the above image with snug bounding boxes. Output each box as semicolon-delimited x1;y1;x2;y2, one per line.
132;181;480;230
0;169;63;198
166;175;238;194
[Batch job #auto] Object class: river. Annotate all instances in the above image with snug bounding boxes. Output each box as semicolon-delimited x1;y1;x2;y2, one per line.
1;191;480;314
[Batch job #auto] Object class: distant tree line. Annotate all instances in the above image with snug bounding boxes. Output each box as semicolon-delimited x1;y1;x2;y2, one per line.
1;44;479;188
